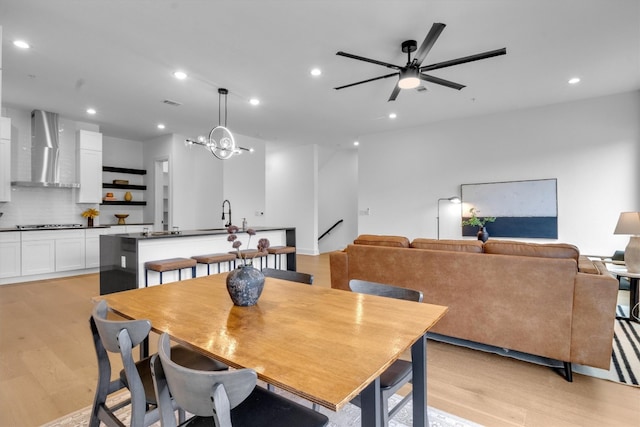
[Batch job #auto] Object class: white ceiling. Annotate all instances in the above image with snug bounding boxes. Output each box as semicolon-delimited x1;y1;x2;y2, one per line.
1;1;639;149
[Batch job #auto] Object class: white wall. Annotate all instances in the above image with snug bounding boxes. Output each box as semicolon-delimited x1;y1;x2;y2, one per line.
318;147;358;253
223;134;266;230
266;144;318;255
358;91;640;256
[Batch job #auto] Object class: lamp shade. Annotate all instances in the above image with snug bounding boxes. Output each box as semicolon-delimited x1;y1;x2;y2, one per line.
614;212;640;273
613;212;640;235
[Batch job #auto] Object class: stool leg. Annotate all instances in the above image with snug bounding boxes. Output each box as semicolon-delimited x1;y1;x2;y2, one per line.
191;266;196;279
159;271;163;285
145;269;149;287
178;269;182;281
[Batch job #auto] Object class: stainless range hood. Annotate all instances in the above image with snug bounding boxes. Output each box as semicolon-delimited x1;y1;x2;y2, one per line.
11;110;80;188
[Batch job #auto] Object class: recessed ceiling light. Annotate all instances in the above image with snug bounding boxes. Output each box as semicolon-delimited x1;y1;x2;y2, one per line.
389;113;397;119
173;71;187;80
13;40;30;49
86;108;97;115
157;124;166;130
310;68;322;77
249;98;260;106
568;77;581;85
353;141;359;146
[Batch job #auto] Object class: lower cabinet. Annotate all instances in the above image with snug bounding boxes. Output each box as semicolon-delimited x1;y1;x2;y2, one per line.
86;228;111;268
21;230;86;275
0;232;21;279
55;230;86;271
22;238;55;275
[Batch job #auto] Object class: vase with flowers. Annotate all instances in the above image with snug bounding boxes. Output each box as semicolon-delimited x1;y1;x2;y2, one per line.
81;208;99;227
462;207;496;242
225;225;270;306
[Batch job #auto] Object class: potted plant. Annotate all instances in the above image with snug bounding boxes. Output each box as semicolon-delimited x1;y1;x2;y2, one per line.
462;207;496;242
81;208;99;227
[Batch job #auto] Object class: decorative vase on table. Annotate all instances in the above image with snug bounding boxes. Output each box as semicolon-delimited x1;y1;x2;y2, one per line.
477;226;489;242
226;264;265;306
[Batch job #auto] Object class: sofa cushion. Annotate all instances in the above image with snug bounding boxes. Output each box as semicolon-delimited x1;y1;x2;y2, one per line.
410;238;484;253
483;240;579;263
353;234;410;248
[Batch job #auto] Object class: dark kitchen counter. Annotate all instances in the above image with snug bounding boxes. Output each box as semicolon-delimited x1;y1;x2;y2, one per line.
111;226;292;240
0;223;152;232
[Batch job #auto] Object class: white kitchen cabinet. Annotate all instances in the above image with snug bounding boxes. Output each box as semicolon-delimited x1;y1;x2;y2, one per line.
77;130;103;203
55;229;86;271
21;233;55;275
0;117;11;202
0;232;21;279
85;228;110;268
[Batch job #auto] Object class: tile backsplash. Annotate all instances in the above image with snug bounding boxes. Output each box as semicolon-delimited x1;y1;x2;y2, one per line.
0;187;143;227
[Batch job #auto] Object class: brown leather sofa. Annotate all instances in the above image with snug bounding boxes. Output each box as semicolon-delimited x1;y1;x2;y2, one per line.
330;235;619;376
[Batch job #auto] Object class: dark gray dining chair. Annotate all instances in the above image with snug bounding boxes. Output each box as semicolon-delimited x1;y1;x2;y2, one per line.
262;267;313;285
348;279;424;426
151;333;329;427
89;300;228;427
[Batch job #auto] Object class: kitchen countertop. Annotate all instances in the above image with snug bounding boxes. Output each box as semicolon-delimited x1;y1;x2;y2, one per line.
0;223;153;232
108;226;293;240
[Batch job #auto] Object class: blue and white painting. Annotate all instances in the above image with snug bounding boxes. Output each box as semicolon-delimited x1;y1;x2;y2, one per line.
461;178;558;239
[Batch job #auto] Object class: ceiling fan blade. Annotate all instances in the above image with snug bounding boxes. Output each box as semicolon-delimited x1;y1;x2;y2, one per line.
413;23;446;66
336;51;402;70
388;84;401;102
419;73;465;90
334;72;398;90
420;48;507;72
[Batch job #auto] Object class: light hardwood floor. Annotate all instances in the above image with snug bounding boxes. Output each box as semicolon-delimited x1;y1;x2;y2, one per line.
0;253;637;426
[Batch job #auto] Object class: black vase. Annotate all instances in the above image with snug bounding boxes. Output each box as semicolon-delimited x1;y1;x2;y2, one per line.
226;265;265;306
477;226;489;243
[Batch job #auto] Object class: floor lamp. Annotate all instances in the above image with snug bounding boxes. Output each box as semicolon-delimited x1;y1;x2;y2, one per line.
437;196;461;240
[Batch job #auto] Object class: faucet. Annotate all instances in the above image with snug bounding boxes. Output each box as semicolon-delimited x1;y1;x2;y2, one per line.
221;199;232;227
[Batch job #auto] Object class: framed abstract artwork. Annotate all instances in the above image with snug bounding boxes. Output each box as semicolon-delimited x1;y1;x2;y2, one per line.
461;178;558;239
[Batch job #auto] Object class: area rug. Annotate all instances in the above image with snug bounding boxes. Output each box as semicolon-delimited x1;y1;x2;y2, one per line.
42;390;482;427
429;309;640;387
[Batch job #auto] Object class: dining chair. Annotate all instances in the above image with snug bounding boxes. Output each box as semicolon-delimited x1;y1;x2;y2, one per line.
89;300;228;427
151;333;329;427
262;267;313;285
348;279;424;426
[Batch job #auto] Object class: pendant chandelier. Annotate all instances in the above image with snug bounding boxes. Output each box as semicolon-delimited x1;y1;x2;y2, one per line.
185;88;250;160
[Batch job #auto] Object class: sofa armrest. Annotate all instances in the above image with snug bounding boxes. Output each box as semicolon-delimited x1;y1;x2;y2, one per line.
329;250;350;291
571;261;619;369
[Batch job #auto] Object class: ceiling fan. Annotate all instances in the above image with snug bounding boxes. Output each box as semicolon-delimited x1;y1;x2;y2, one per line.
334;23;506;101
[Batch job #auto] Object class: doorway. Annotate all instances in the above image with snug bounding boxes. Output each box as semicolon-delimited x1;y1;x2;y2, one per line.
155;159;170;231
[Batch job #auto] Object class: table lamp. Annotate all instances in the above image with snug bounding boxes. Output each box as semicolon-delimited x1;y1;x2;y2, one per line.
613;212;640;273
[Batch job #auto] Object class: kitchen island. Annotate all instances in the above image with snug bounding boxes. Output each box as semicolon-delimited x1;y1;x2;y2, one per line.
99;227;295;294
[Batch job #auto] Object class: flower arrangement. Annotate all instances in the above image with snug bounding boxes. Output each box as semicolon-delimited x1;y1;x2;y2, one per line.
81;208;100;219
461;207;496;227
227;225;270;266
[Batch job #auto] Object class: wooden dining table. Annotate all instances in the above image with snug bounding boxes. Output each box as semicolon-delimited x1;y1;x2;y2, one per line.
95;273;448;427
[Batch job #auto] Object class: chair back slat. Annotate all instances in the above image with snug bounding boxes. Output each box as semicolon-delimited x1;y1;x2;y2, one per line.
262;268;313;285
349;279;423;302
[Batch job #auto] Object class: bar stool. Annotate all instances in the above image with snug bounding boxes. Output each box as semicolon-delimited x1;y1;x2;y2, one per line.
191;253;237;276
231;249;269;270
144;257;197;286
267;246;296;269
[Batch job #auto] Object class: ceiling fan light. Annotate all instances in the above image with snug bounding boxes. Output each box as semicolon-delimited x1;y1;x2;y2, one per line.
398;68;420;89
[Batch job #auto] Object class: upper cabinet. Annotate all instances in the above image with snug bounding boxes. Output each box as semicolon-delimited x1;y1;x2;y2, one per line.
0;117;12;202
76;130;103;203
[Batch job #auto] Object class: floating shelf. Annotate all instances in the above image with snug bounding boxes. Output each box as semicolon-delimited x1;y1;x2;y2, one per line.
102;166;147;175
103;183;147;190
101;201;146;206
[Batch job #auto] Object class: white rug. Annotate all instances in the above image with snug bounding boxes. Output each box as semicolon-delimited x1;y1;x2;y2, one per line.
42;390;482;427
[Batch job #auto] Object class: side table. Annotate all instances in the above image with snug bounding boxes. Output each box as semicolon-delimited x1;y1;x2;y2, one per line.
608;265;639;322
